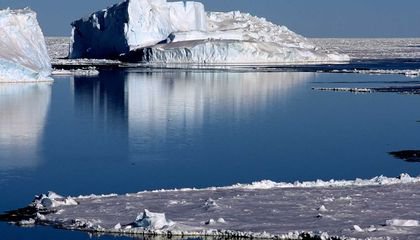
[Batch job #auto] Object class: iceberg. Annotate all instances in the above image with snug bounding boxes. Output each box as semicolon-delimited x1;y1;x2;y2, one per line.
0;8;52;82
69;0;349;64
69;0;207;59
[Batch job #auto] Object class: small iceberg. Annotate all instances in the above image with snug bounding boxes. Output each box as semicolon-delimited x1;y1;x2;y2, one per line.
133;209;175;230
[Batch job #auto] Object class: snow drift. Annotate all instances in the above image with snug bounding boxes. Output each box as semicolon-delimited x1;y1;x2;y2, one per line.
0;8;51;82
69;0;349;64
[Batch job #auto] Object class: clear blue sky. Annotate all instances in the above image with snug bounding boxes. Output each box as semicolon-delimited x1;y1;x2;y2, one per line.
1;0;420;37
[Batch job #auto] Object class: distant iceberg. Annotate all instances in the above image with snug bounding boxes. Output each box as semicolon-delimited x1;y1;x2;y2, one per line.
0;8;52;82
69;0;349;64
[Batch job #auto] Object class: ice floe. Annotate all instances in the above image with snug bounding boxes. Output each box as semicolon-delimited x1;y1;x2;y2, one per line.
52;67;99;77
328;69;420;77
313;86;420;95
4;174;420;239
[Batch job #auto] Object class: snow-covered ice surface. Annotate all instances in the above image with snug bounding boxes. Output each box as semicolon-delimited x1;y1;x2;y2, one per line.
312;38;420;60
68;0;348;64
129;11;347;64
15;174;420;239
0;9;51;82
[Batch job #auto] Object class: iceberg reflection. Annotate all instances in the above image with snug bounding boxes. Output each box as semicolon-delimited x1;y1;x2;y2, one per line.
126;71;312;154
0;83;51;169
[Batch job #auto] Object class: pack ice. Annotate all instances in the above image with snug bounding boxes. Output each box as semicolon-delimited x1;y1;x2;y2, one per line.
8;174;420;239
0;9;51;82
69;0;349;64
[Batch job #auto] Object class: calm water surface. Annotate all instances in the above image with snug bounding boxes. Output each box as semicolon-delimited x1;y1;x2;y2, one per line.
0;70;419;239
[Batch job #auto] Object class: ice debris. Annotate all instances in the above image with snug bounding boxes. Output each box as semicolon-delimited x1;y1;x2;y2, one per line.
203;198;219;211
353;225;364;232
386;219;419;227
0;8;51;82
133;209;175;230
33;191;78;209
52;67;99;77
331;69;420;77
318;205;328;212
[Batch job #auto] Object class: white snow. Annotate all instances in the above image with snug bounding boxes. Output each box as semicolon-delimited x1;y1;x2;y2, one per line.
0;8;51;82
17;174;420;239
69;0;348;64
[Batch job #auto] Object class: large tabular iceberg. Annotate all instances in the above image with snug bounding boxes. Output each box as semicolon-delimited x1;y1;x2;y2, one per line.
0;8;51;82
69;0;349;64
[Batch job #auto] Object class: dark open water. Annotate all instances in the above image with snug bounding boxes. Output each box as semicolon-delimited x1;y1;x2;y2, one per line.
0;69;419;239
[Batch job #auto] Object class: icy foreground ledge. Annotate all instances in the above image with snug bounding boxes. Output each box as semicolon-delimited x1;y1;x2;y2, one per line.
0;9;51;82
69;0;349;64
8;174;420;239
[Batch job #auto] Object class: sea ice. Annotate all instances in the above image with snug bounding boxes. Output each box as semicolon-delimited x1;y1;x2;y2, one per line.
6;174;420;239
385;219;419;227
69;0;349;64
0;8;51;82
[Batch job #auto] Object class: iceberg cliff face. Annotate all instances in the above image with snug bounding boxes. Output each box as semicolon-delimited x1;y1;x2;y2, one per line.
70;0;207;59
0;9;51;82
70;0;349;64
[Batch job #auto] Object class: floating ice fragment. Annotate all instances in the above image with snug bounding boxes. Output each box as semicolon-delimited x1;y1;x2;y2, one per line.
204;219;216;225
386;219;419;227
203;198;219;211
33;191;78;209
318;205;328;212
367;225;377;232
353;225;364;232
114;223;122;229
35;213;46;221
134;209;175;230
17;218;35;226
